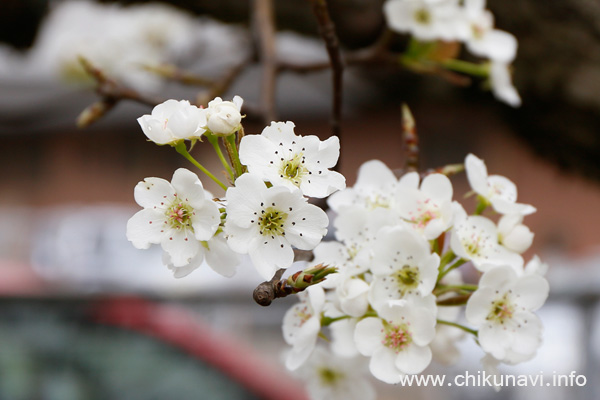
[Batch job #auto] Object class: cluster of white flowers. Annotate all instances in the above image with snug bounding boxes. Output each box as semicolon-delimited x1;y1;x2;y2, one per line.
384;0;521;106
126;95;549;400
127;96;345;281
137;96;244;144
281;154;548;397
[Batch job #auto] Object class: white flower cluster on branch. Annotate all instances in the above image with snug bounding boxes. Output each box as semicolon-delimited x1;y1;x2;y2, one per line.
384;0;521;106
128;96;345;281
125;91;548;398
280;154;548;396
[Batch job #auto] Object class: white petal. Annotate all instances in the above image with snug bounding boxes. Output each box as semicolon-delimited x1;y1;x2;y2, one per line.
316;135;341;169
126;208;166;249
369;347;403;384
134;177;174;209
224;221;258;254
420;173;453;201
465;153;489;195
161;229;201;267
330;318;359;357
190;201;220;241
204;235;240;278
502;224;534;253
465;287;496;325
512;275;549;311
395;344;432;375
469;29;517;63
285;203;329;250
249;235;294;280
170;168;206;208
164;249;204;278
354;317;384;356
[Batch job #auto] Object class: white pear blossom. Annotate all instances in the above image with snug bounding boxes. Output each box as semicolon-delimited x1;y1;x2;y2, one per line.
328;159;401;214
162;233;240;278
329;318;360;358
384;0;465;41
137;99;207;145
430;269;464;365
465;153;534;214
523;255;548;276
481;354;502;392
395;172;455;239
354;297;437;383
28;1;200;91
239;121;345;198
224;173;329;280
369;226;440;312
283;286;325;370
465;266;549;362
295;346;375;400
450;209;523;272
497;214;534;254
462;0;517;63
126;168;221;267
489;62;522;107
335;277;370;318
204;96;243;136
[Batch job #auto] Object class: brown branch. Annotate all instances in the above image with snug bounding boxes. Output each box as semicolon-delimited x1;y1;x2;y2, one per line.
77;56;164;127
142;63;214;86
252;0;277;124
308;0;344;143
196;56;251;106
252;249;315;306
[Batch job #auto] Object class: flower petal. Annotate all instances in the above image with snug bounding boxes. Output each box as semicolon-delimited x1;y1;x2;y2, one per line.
126;208;166;249
133;177;175;209
395;343;432;375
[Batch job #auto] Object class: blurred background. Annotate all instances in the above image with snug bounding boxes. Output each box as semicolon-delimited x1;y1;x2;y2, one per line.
0;0;599;399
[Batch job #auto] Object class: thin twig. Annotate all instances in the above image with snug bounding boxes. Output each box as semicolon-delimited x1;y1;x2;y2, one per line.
252;249;315;306
308;0;344;143
401;103;419;172
253;0;277;124
77;56;164;127
196;56;250;106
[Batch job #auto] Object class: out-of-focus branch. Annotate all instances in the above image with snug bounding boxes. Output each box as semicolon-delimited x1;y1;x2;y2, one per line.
142;63;214;86
401;103;419;172
77;56;164;127
195;56;250;106
252;0;277;124
308;0;344;143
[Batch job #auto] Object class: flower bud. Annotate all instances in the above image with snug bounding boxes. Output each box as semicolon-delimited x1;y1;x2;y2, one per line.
205;95;243;136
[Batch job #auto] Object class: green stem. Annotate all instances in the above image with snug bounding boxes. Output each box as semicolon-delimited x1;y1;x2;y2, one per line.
437;319;478;336
206;134;234;182
474;196;490;215
321;314;350;327
438;258;468;282
434;284;478;296
430;239;440;255
175;142;228;191
438;250;456;271
441;59;489;77
224;134;244;178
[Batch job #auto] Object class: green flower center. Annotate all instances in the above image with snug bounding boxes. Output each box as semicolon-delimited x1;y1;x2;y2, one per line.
279;153;307;186
414;8;431;25
318;367;345;386
259;207;288;236
382;322;412;353
395;265;420;294
488;295;515;323
366;194;390;210
166;200;194;230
